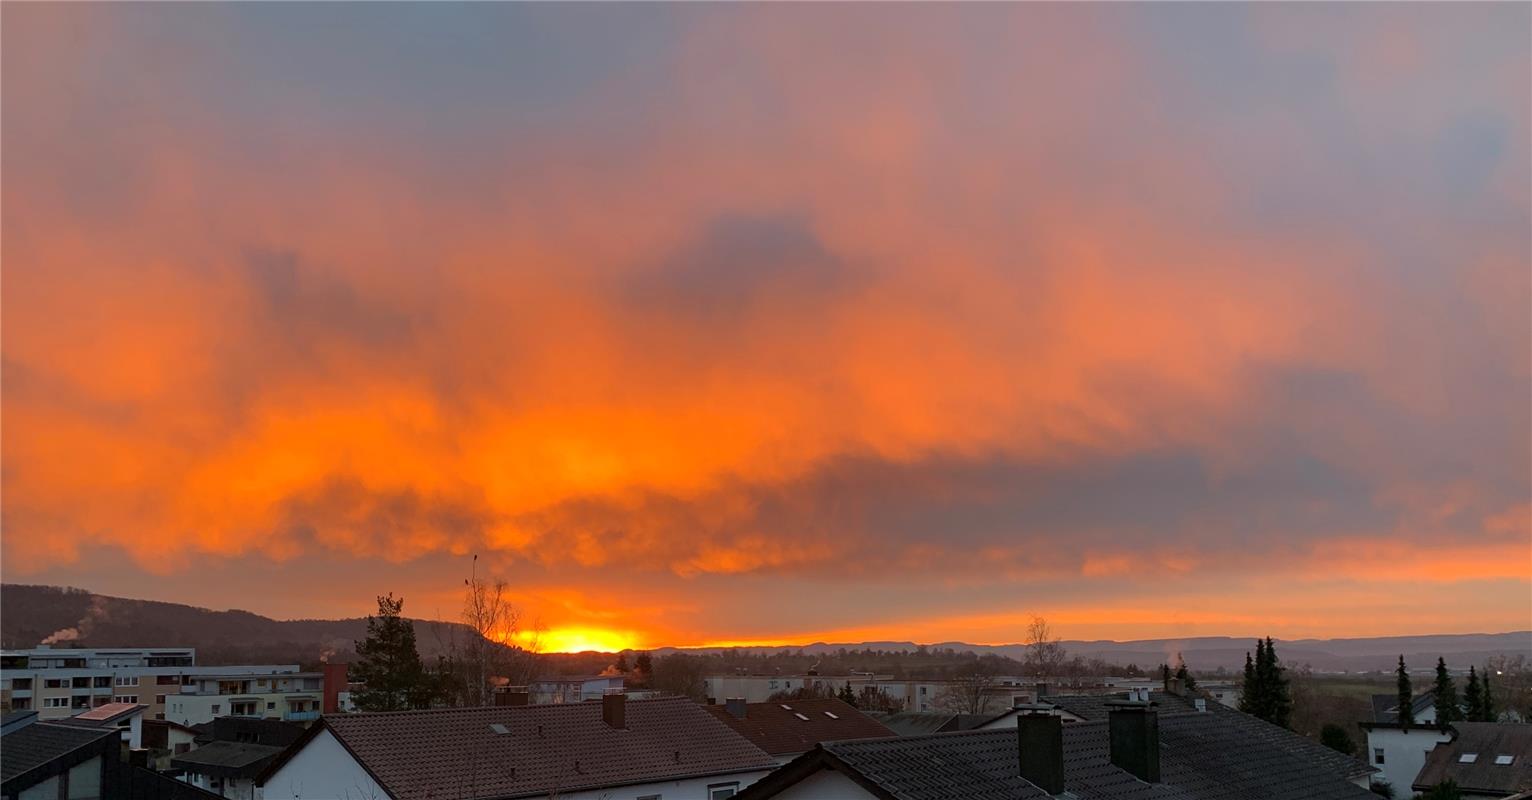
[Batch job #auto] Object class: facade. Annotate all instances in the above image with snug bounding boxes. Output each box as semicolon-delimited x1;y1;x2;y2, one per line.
1361;690;1449;794
528;675;627;704
701;674;1041;714
0;647;306;725
0;710;222;800
259;695;777;800
171;741;284;800
737;704;1377;800
163;671;324;726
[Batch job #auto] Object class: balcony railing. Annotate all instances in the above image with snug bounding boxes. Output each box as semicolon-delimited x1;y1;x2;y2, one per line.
284;710;320;722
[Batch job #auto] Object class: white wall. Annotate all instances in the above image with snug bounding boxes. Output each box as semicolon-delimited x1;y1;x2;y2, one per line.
769;768;874;800
259;729;388;800
532;770;771;800
1364;726;1451;795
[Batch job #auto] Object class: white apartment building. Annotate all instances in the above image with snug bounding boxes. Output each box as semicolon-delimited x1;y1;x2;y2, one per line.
0;646;305;724
162;670;324;726
702;674;1041;713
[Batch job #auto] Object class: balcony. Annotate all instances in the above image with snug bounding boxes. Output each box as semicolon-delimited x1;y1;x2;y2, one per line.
284;710;320;722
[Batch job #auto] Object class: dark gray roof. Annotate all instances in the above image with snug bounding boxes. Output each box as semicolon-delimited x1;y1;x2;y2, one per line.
870;712;993;736
1368;691;1436;724
1;722;115;787
740;710;1376;800
172;741;285;779
1413;722;1532;794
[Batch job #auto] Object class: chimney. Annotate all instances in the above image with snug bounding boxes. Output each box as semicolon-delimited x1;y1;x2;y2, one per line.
494;687;530;707
1163;676;1184;696
1017;711;1065;795
321;663;349;714
602;690;626;729
725;697;747;719
1107;701;1159;783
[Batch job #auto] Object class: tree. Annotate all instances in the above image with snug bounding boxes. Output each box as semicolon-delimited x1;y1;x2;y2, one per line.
1397;656;1416;727
352;594;434;711
1480;670;1495;722
1173;653;1197;690
458;557;540;707
651;653;707;700
633;652;654;687
1320;723;1356;756
615;653;630;674
838;682;859;708
935;660;1003;715
1022;616;1067;679
1433;658;1462;725
1239;638;1292;728
1463;666;1484;723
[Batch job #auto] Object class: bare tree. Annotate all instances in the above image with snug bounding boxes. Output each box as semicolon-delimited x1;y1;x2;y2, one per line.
1022;616;1067;679
454;555;543;706
934;660;1003;715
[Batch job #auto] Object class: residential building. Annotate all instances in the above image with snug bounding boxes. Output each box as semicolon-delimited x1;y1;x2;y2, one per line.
1410;722;1531;799
258;694;778;799
705;699;896;763
172;741;284;800
1361;691;1450;793
736;702;1378;799
528;674;627;704
54;701;147;749
140;719;201;770
0;647;306;724
0;710;220;800
701;674;1041;713
163;670;324;726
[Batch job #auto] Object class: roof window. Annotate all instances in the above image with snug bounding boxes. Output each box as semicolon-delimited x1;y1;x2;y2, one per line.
1495;755;1514;766
1459;753;1478;764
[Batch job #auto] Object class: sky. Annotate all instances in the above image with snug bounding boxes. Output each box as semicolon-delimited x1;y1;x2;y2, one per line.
2;4;1529;653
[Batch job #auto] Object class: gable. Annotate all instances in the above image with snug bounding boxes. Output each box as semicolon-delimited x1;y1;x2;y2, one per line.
261;727;390;800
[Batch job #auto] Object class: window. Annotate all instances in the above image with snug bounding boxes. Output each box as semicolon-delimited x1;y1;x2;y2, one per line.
1459;753;1478;764
115;676;139;687
638;795;662;800
93;676;111;688
211;704;221;715
155;695;168;705
231;700;258;716
72;677;90;689
10;698;30;710
44;697;69;708
114;695;138;704
174;743;191;754
12;678;32;690
157;675;181;685
1495;755;1515;766
708;783;740;799
1374;748;1385;765
43;679;65;689
267;702;276;710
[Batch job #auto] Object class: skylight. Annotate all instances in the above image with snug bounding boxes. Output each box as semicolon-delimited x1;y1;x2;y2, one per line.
1495;755;1514;766
824;711;839;719
1458;753;1478;764
794;713;810;721
489;723;510;735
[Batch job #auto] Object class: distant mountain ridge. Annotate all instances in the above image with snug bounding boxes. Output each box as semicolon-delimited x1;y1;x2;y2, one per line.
2;584;1527;672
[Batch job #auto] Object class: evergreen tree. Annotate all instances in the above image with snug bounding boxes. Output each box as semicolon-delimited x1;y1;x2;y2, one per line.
1463;666;1484;722
838;681;859;708
1174;654;1197;690
1397;655;1416;727
1480;670;1495;722
1161;663;1172;683
1433;657;1462;724
615;653;630;673
1262;637;1293;728
1320;723;1355;756
351;593;434;712
1238;648;1258;716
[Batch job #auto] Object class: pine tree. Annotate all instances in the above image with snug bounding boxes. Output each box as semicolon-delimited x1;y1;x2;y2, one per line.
351;593;433;712
1480;670;1495;722
1397;655;1416;727
1262;637;1293;729
1174;654;1197;690
1238;648;1258;716
615;653;630;673
838;681;858;708
1433;657;1462;724
1463;666;1484;722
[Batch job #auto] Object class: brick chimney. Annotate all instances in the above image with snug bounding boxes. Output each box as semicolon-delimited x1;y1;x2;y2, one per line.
602;690;626;729
321;663;349;714
1163;676;1184;696
1107;701;1159;783
1017;711;1065;795
725;698;747;719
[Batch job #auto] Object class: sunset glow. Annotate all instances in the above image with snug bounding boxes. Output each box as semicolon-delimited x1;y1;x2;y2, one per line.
1;3;1528;647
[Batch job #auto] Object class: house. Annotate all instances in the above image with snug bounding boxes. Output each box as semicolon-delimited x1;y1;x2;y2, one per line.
55;701;147;749
0;709;221;800
258;694;778;799
704;699;896;763
528;674;627;704
140;718;201;769
736;702;1378;799
1361;692;1452;794
163;670;325;726
0;646;309;725
172;741;285;799
1411;722;1532;799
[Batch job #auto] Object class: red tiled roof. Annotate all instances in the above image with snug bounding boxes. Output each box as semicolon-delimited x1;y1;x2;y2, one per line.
705;699;896;756
264;696;775;800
